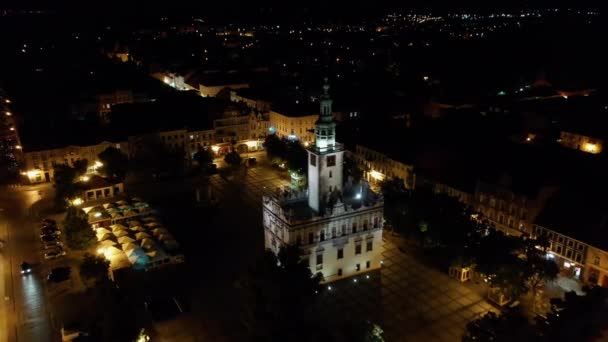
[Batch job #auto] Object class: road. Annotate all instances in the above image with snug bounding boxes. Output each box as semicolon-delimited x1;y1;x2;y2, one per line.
0;184;57;342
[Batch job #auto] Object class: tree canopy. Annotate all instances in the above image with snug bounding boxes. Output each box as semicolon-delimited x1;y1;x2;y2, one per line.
98;146;129;180
241;245;323;341
53;161;88;207
80;253;110;287
224;150;242;168
64;207;96;250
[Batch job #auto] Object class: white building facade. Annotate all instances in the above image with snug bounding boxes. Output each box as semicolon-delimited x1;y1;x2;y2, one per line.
262;80;384;282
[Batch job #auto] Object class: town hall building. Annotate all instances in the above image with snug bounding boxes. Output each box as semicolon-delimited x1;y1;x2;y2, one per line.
262;81;384;282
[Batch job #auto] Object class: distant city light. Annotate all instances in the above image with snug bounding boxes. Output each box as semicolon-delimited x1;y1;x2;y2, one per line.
211;145;220;153
81;176;90;182
355;193;362;200
423;76;429;81
94;212;102;218
327;286;332;291
5;111;11;116
71;198;84;206
497;90;506;96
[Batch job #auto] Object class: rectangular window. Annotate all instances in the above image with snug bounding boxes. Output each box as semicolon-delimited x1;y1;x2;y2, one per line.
556;246;562;254
327;155;336;167
338;268;342;276
366;241;373;252
316;253;323;265
594;256;600;265
337;248;343;259
329;171;332;178
320;231;325;241
310;154;316;166
356;264;361;271
355;244;362;255
366;261;371;269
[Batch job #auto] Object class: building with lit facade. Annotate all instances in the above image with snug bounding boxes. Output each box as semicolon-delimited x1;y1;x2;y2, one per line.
263;81;384;282
559;130;603;154
352;144;416;190
268;108;318;144
22;141;127;184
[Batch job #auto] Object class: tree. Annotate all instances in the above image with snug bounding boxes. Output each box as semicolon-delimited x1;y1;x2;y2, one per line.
285;140;307;175
522;235;559;302
193;149;214;166
343;154;363;184
537;287;608;342
53;162;87;208
98;146;129;180
263;134;286;160
463;310;538;342
224;150;242;168
72;159;89;175
240;245;323;341
132;139;185;179
79;253;110;287
64;207;96;250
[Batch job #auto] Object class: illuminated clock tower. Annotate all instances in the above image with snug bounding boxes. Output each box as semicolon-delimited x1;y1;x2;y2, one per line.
307;79;344;213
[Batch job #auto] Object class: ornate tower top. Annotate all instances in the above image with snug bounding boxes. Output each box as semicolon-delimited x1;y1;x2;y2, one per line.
322;77;330;96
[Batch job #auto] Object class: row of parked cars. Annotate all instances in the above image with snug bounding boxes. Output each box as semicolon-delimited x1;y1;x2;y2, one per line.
40;219;71;283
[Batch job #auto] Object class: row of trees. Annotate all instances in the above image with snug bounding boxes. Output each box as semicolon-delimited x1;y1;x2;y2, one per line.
63;206;96;250
239;245;385;341
381;182;559;301
263;134;308;175
464;286;608;342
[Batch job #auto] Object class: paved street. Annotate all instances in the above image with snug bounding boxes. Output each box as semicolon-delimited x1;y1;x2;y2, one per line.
316;235;498;341
0;184;57;342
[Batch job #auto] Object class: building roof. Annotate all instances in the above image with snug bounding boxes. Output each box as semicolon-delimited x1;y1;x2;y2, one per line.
535;186;608;251
79;175;122;191
271;101;320;118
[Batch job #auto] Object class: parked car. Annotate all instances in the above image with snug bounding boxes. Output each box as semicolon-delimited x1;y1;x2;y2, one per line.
41;235;59;243
42;218;55;225
43;241;63;249
41;227;60;234
40;231;60;239
41;219;56;229
20;262;32;274
47;267;71;283
44;250;66;260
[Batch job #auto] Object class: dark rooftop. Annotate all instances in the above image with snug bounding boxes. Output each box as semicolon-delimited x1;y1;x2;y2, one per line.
535;185;608;250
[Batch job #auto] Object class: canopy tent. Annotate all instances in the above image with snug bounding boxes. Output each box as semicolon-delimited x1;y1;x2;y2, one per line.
121;242;139;252
110;224;128;232
146;249;168;263
130;226;146;232
128;220;142;227
152;228;169;236
123;210;139;218
118;236;135;244
104;245;123;257
95;227;111;235
103;202;116;209
116;200;128;206
110;212;124;219
98;240;117;248
145;222;161;229
140;238;156;249
126;246;145;257
162;239;179;250
114;229;130;238
131;197;143;202
142;217;157;223
135;232;151;240
96;232;114;242
133;202;149;209
158;233;174;242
